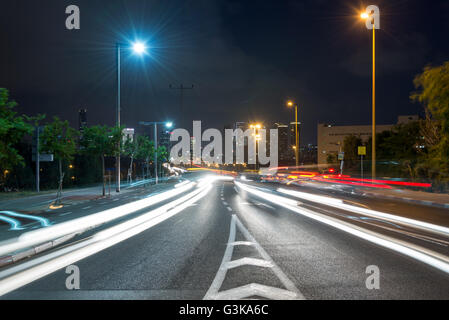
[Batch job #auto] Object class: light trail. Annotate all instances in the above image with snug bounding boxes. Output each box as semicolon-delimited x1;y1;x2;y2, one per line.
235;181;449;275
0;180;214;296
277;188;449;236
0;211;52;228
0;182;195;257
0;216;24;231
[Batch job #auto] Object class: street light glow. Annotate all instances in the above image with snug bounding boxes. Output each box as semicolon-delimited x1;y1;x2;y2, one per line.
361;12;369;20
132;41;146;54
166;122;173;128
287;101;294;107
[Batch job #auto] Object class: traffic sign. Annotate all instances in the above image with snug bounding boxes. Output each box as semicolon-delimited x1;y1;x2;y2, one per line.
358;146;367;156
338;152;345;161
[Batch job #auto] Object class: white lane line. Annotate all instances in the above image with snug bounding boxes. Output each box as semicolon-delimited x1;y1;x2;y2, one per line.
82;206;92;210
221;198;225;201
223;201;229;206
236;182;449;275
226;207;233;212
229;241;254;247
59;212;72;217
204;214;304;300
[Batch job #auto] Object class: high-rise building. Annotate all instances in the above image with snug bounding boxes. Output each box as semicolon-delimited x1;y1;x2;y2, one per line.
78;109;87;131
274;123;292;165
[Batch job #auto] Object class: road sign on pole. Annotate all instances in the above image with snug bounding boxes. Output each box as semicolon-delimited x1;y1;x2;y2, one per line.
358;146;367;156
358;146;366;182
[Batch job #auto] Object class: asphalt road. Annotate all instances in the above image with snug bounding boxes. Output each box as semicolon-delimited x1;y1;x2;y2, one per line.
1;176;449;300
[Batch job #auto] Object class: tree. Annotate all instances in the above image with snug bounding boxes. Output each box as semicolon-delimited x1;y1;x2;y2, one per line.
343;135;363;169
156;145;169;178
80;125;123;196
123;135;139;184
411;61;449;185
40;117;78;203
135;135;154;181
0;88;33;175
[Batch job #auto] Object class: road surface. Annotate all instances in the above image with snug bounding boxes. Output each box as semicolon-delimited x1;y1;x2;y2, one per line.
1;175;449;300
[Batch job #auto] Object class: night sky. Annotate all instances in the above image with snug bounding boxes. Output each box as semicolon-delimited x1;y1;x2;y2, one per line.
1;0;448;145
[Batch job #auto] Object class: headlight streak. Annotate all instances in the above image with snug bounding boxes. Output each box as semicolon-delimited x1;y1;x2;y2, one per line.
0;211;52;228
0;181;213;296
0;182;195;257
277;188;449;237
235;181;449;275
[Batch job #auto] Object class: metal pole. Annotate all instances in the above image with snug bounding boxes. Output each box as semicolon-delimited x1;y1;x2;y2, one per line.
372;27;376;179
295;105;299;168
36;127;40;193
361;155;364;183
154;123;158;184
116;43;121;192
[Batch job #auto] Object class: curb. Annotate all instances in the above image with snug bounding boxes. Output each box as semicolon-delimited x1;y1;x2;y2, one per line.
0;232;79;269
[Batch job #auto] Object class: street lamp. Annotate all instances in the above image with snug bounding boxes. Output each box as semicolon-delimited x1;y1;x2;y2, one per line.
287;101;300;168
360;5;380;179
116;40;148;192
250;124;262;171
139;121;174;184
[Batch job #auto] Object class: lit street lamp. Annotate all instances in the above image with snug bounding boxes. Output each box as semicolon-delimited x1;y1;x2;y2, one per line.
287;101;300;168
250;124;262;171
360;5;380;179
139;121;173;184
116;40;148;192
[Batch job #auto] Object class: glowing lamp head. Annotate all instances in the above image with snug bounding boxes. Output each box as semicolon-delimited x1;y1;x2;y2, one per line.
361;12;369;20
132;42;146;54
287;101;294;107
166;122;173;128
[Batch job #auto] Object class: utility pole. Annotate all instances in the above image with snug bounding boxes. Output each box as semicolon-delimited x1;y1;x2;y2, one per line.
35;127;40;193
116;43;121;193
169;84;194;128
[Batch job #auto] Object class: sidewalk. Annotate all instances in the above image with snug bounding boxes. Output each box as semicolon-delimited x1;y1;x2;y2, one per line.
0;178;177;213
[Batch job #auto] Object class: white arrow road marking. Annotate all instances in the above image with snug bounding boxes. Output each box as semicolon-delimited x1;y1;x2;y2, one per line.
213;283;300;300
226;258;274;269
204;214;304;300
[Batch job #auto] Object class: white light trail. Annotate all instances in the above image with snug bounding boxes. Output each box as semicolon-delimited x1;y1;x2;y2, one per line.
0;181;213;296
277;188;449;236
0;182;195;257
235;181;449;275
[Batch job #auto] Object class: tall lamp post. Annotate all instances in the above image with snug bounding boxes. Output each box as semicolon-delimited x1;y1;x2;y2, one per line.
116;41;147;192
250;124;262;171
361;5;380;179
287;101;300;168
139;121;173;184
